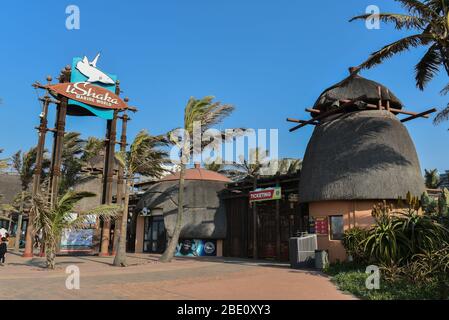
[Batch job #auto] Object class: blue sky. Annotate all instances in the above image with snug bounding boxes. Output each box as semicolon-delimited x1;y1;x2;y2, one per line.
0;0;448;173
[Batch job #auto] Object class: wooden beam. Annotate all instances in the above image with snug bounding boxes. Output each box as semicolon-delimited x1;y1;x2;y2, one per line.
338;99;430;118
401;108;437;123
290;99;356;132
286;118;318;125
305;108;321;114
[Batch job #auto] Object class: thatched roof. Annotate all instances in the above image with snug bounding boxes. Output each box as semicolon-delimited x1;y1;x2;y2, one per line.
136;179;227;239
0;174;21;204
313;74;403;112
299;110;425;203
162;166;231;182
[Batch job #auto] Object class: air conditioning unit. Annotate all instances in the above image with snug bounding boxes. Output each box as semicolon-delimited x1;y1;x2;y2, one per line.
289;234;317;269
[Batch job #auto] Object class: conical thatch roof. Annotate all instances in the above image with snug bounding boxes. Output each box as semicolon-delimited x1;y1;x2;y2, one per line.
313;73;403;112
299;110;425;203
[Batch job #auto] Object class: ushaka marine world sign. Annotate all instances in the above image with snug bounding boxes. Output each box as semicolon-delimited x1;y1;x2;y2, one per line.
47;82;128;110
47;53;127;120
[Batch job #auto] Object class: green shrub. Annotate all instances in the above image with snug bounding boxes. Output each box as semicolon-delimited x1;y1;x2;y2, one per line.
364;202;411;265
342;227;368;263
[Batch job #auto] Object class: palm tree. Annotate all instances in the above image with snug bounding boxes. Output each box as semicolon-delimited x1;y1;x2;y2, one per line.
113;130;168;267
32;190;120;269
160;96;234;263
425;168;440;188
350;0;449;122
275;158;302;175
80;137;104;173
11;148;38;251
0;149;8;171
59;132;86;195
350;1;449;88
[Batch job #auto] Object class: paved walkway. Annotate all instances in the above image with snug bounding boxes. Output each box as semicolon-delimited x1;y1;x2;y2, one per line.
0;252;354;300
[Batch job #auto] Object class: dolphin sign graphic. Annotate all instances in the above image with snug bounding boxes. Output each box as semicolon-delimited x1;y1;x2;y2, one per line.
75;53;115;85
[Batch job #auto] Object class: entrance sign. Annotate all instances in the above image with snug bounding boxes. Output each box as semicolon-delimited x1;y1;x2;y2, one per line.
47;82;128;110
75;54;115;85
69;56;118;120
249;187;282;202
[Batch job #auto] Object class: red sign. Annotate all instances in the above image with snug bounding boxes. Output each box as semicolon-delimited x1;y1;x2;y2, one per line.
47;82;128;110
315;217;329;235
249;187;281;202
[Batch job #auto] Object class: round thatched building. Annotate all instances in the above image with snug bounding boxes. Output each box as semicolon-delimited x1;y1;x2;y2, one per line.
134;165;231;256
299;72;425;262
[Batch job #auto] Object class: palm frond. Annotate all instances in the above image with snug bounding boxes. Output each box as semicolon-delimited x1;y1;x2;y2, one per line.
433;102;449;124
415;43;442;89
397;0;440;19
350;13;427;29
359;34;432;70
55;191;96;216
440;82;449;95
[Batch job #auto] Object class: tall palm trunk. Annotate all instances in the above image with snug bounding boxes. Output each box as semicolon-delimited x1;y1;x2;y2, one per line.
113;179;131;267
160;162;186;262
14;191;25;252
45;238;56;269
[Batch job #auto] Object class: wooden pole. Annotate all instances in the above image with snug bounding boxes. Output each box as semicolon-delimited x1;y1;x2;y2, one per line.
377;86;383;110
112;106;129;255
275;175;281;261
252;176;258;260
49;67;71;207
99;82;120;256
386;89;391;112
401;108;437;123
23;77;52;258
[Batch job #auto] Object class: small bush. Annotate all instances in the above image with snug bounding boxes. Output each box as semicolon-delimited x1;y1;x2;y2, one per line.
342;227;368;263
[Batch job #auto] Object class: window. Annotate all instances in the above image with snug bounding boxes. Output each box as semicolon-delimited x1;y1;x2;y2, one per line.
330;215;344;240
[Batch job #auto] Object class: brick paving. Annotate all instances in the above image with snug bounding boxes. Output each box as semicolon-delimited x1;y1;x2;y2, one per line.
0;251;355;300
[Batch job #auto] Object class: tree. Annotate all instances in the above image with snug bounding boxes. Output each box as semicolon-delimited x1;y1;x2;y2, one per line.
81;137;104;173
59;132;86;195
32;190;120;269
425;168;440;188
350;1;449;89
113;130;168;267
350;0;449;123
159;96;234;262
0;149;8;171
11;148;38;251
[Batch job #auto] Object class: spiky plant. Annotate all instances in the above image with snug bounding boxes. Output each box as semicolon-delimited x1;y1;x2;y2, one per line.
32;190;120;269
424;168;440;189
160;96;234;263
113;130;169;267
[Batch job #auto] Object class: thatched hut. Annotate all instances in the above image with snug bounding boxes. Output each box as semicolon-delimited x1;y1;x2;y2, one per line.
134;165;230;256
298;72;425;262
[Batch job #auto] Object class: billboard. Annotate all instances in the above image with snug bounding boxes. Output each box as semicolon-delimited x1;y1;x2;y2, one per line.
175;239;217;257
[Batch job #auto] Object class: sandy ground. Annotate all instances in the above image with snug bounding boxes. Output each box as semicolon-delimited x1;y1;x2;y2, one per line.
0;251;355;300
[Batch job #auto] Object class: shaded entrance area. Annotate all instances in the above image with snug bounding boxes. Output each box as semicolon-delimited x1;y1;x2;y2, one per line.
221;173;308;261
143;216;167;254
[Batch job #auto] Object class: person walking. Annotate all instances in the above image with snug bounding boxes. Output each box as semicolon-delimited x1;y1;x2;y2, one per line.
0;237;7;266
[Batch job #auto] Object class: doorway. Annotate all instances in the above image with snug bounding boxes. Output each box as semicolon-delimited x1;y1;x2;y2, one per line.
143;216;167;253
